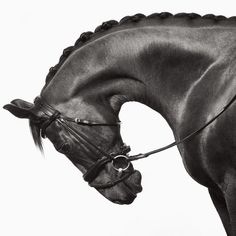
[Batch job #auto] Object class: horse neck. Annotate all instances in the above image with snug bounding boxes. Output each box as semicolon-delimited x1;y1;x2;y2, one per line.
41;20;236;132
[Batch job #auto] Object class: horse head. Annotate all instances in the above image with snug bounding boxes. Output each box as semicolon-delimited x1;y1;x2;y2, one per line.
3;11;217;205
4;94;142;204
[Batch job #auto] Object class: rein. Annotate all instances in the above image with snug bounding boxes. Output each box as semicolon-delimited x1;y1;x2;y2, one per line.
130;93;236;161
34;93;236;188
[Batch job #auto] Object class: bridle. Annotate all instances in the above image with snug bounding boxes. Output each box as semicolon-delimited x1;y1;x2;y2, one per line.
34;93;236;189
34;97;133;189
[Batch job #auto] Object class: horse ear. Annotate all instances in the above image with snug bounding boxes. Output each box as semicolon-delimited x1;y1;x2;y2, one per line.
3;99;33;119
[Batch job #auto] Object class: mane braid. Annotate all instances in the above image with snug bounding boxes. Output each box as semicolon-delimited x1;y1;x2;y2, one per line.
44;12;236;86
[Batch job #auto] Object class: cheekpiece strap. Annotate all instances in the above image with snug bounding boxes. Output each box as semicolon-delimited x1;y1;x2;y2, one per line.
40;110;61;138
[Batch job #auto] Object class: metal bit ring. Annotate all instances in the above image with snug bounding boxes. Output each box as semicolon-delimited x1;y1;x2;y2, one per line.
112;155;130;172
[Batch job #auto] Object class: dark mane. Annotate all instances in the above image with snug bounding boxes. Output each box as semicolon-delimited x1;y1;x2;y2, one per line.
29;120;43;151
44;12;236;87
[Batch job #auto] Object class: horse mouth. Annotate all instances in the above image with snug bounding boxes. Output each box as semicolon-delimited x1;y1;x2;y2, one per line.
98;170;143;205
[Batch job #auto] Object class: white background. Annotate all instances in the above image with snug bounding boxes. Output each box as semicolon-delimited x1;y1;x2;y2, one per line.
1;0;235;235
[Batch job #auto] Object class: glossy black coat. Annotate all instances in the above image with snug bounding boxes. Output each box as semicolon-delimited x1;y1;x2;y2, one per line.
4;13;236;235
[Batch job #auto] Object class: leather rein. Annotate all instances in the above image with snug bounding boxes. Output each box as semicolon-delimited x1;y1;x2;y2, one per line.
34;93;236;189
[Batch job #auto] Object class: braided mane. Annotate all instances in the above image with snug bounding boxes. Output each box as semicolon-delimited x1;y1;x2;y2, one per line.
44;12;236;86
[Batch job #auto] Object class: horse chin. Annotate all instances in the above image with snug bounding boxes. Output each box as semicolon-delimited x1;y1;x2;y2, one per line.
97;170;143;205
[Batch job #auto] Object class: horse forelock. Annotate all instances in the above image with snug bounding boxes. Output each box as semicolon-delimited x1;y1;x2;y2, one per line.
29;120;43;152
43;12;236;89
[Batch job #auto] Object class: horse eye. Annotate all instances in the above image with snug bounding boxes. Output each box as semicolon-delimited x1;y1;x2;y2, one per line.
59;143;71;154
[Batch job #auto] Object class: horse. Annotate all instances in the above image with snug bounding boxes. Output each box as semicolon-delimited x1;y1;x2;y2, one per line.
4;12;236;235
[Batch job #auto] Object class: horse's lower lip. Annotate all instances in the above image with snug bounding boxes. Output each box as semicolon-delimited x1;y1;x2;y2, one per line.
125;170;143;194
113;195;137;205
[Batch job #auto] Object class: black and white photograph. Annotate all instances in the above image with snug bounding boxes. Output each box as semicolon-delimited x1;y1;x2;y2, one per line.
1;0;236;235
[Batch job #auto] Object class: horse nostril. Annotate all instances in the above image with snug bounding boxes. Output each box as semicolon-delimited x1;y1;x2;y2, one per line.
59;143;71;154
